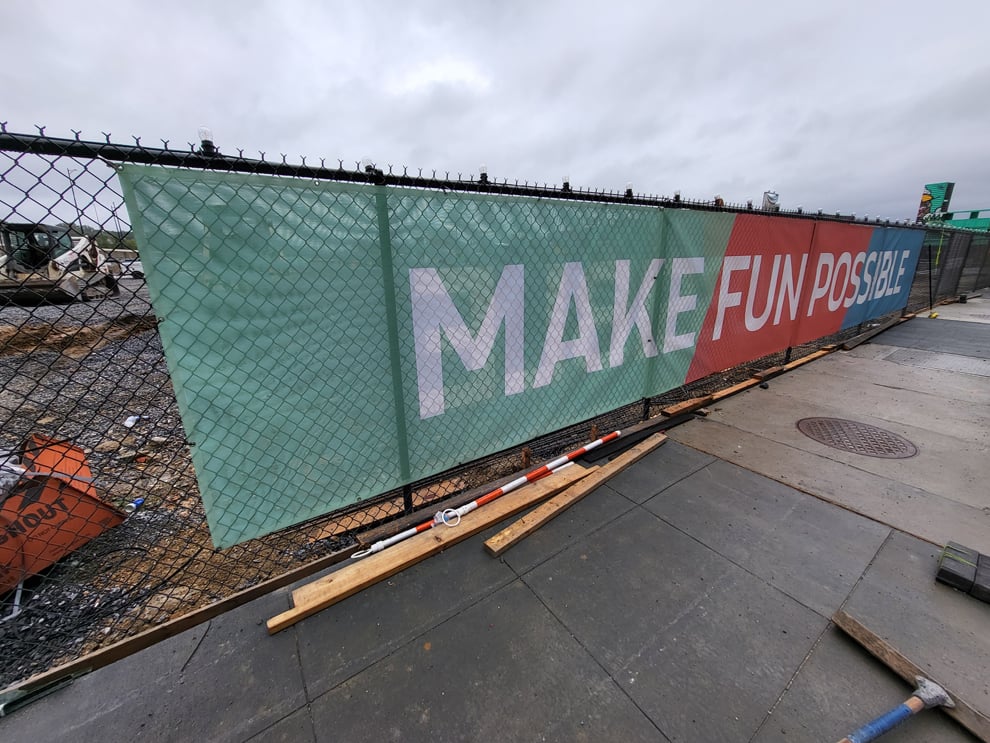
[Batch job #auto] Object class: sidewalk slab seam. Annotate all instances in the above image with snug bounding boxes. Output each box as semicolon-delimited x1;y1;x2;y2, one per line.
670;418;990;554
522;506;829;742
641;458;893;618
294;533;518;701
747;530;895;742
307;578;667;743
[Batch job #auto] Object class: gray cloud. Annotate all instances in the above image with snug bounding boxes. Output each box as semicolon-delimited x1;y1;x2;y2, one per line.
2;0;989;219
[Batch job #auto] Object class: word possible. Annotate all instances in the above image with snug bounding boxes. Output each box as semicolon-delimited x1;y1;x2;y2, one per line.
714;248;913;338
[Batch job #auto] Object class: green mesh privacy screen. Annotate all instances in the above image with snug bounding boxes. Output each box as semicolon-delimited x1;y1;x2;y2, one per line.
120;164;920;547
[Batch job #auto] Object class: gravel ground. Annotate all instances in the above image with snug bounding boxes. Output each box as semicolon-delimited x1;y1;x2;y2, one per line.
0;278;155;327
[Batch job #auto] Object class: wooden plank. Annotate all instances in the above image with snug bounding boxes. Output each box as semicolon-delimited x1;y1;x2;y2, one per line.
833;610;990;741
710;377;762;402
357;470;522;547
484;433;667;557
267;464;595;634
781;348;831;371
661;395;714;417
754;365;785;381
283;464;593;623
705;348;834;406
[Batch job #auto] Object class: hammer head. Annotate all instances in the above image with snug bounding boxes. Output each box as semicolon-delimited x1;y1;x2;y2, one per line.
914;676;955;709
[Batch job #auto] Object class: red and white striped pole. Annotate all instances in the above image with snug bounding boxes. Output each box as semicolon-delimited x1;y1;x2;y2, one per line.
352;431;621;559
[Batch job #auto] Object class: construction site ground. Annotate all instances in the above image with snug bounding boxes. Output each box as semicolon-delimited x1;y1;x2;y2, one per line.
2;297;988;742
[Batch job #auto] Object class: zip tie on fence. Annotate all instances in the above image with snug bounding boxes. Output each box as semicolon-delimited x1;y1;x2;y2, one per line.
350;431;621;559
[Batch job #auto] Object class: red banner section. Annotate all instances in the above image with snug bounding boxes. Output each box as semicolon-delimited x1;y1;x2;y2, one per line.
687;214;816;381
794;221;876;345
686;216;884;381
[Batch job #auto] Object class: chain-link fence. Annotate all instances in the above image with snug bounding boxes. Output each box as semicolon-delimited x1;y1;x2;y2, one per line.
0;127;985;692
903;227;989;315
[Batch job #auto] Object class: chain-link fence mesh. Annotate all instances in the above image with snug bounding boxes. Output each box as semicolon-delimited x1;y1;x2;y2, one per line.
903;227;989;315
0;128;985;691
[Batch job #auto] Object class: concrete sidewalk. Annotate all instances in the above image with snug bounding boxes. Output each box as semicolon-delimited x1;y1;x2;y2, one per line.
2;301;988;742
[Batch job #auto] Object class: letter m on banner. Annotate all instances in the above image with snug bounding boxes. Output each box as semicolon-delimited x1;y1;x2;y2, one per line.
410;265;525;418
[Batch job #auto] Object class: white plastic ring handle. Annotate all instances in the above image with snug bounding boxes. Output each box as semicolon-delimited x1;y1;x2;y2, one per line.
440;508;461;527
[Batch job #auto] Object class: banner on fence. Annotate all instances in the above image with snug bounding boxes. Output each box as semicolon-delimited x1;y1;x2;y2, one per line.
120;165;923;547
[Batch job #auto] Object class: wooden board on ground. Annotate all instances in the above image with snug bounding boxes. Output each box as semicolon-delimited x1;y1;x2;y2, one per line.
782;348;832;371
267;464;596;634
754;365;785;381
833;610;990;741
358;470;528;547
484;433;667;557
313;476;470;545
661;396;714;417
710;377;762;402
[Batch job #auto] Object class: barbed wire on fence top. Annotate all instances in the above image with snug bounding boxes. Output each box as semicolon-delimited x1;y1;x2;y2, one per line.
0;126;934;227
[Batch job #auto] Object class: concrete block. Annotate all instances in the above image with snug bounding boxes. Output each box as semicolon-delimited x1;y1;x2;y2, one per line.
936;542;978;593
969;553;990;604
944;541;980;564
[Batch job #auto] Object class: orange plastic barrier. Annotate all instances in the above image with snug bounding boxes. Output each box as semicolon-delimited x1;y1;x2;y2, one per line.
1;435;124;594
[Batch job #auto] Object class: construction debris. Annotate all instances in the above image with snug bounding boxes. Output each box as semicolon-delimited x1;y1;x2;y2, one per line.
1;434;126;595
661;397;713;418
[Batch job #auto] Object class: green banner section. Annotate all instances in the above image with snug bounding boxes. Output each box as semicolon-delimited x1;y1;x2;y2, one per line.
391;191;660;478
120;167;401;546
119;166;731;547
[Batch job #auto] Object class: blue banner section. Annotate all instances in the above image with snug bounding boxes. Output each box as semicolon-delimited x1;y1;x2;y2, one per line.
840;227;924;330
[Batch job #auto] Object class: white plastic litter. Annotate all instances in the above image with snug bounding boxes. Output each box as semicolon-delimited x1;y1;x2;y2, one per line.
0;450;25;499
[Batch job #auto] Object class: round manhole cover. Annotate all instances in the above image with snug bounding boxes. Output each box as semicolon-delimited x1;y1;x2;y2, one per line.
796;417;918;459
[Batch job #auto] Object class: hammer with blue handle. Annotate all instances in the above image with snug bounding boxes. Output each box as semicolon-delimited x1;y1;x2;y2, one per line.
837;676;954;743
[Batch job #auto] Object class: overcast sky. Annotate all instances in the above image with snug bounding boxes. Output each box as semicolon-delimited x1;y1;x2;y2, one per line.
3;0;989;221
